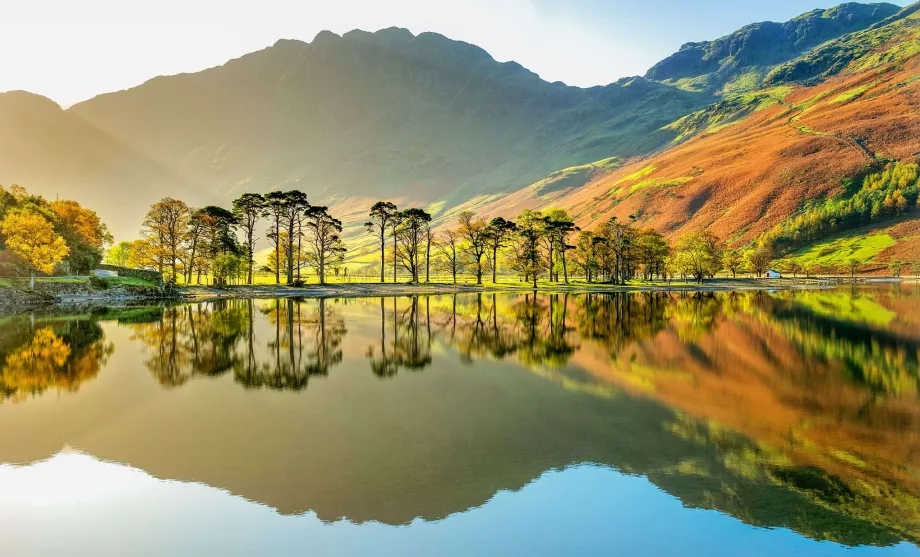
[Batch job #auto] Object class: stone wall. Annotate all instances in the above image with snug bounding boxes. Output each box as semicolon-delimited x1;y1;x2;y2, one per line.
97;264;163;284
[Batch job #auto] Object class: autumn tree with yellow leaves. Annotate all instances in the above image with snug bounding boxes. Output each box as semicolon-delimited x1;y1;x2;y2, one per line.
0;208;69;288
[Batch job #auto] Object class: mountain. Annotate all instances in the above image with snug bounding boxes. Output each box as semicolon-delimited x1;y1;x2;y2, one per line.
65;30;704;229
645;2;901;95
0;2;911;244
0;91;212;236
477;1;920;262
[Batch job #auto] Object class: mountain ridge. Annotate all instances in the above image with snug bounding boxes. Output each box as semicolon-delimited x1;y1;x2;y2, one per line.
61;25;708;237
645;2;901;94
473;2;920;260
0;2;911;244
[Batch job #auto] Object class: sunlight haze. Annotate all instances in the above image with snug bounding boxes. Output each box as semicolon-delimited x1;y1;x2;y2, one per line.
1;0;911;106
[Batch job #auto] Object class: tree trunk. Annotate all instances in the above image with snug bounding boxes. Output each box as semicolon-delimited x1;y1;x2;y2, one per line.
29;269;35;290
319;251;325;285
171;244;177;283
561;248;569;284
287;221;295;284
247;229;254;285
425;236;431;283
274;220;280;285
187;239;198;284
392;224;398;283
492;246;498;283
296;223;303;281
380;233;386;283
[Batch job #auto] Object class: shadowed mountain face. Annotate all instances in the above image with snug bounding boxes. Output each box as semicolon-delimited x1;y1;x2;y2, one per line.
0;91;213;237
65;29;704;211
1;287;919;547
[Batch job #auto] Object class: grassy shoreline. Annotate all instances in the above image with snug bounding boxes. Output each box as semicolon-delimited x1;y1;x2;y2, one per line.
0;276;909;310
179;276;907;301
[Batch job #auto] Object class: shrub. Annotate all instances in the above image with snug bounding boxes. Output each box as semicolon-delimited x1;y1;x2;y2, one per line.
89;275;110;290
291;279;306;288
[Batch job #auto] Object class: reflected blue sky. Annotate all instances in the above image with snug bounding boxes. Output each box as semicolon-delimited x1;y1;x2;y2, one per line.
3;452;917;557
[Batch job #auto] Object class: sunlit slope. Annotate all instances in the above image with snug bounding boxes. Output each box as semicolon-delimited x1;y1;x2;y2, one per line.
0;92;213;239
477;3;920;246
776;215;920;272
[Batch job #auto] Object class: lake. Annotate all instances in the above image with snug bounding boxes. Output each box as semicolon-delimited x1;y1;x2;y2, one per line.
1;286;919;556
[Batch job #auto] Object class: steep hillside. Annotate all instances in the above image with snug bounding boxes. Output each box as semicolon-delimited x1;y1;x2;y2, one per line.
646;2;900;95
0;91;212;237
0;2;911;243
478;2;920;249
67;29;703;213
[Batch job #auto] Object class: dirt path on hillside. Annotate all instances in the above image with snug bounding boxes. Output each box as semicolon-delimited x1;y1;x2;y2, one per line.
783;101;876;163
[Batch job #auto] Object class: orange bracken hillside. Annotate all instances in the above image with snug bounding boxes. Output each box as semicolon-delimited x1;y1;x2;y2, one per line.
477;39;920;246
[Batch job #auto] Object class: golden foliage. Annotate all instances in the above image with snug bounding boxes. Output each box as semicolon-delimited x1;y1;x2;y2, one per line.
0;326;110;402
50;199;111;249
0;208;69;273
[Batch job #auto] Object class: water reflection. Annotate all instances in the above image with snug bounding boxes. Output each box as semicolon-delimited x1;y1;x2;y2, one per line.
0;286;919;551
128;299;347;390
0;316;112;402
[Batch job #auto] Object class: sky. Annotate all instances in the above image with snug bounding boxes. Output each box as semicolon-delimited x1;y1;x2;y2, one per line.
0;0;911;107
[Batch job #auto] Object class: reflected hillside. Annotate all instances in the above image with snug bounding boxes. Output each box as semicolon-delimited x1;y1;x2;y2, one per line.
571;287;920;544
0;288;918;547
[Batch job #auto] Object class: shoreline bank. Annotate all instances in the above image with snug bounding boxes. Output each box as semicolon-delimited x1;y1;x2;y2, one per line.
181;277;906;301
0;277;909;310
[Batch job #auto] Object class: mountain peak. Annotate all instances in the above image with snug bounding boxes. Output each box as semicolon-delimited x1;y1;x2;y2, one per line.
644;1;901;94
313;30;341;43
0;90;62;112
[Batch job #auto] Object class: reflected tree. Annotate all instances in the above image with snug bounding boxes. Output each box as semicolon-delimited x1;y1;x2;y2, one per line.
131;301;247;387
0;318;112;402
237;298;346;390
367;296;433;376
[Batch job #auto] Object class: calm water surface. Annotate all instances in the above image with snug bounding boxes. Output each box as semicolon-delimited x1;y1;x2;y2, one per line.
1;286;920;556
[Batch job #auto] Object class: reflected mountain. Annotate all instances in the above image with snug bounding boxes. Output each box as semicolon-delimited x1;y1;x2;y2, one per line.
0;287;918;547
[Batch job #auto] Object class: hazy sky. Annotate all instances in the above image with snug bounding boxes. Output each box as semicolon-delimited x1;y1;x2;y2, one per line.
1;0;911;107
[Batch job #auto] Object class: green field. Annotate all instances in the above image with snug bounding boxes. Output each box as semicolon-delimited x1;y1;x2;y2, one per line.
784;231;896;269
0;275;159;289
785;290;897;326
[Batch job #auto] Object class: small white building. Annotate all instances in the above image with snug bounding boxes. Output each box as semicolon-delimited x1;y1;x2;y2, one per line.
765;270;782;279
